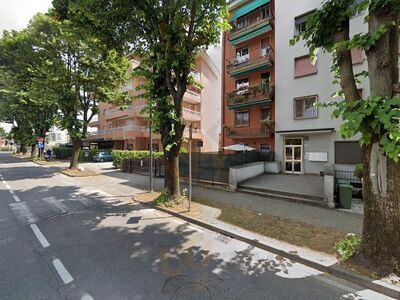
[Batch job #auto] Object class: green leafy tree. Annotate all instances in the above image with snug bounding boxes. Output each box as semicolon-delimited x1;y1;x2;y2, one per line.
28;14;130;169
0;25;58;156
54;0;229;199
293;0;399;272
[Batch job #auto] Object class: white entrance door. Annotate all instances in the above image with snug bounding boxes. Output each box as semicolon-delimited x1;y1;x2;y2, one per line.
284;138;303;174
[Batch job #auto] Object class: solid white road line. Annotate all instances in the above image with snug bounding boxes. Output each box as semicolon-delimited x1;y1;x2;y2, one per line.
52;259;74;284
12;195;21;203
30;224;50;248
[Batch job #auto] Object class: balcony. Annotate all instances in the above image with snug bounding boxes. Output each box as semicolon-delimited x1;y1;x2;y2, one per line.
88;115;99;127
88;125;148;140
227;49;274;77
226;126;274;139
229;6;274;46
184;127;203;140
183;108;201;122
184;86;202;104
226;83;274;110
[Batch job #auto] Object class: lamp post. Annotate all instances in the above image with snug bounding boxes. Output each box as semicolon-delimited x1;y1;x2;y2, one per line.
188;123;192;212
149;114;153;192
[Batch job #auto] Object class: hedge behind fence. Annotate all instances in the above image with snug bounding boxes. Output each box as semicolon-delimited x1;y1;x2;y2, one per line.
112;150;164;168
53;147;110;162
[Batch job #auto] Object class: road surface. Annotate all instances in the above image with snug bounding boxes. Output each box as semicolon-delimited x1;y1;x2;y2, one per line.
0;153;393;299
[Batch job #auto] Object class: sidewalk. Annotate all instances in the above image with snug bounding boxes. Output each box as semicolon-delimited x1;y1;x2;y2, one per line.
83;162;363;235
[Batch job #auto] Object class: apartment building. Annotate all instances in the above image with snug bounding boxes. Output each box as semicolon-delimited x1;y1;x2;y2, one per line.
221;0;275;153
274;0;367;175
88;51;221;152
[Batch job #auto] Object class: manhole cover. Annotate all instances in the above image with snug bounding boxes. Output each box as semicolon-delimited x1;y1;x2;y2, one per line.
162;275;211;300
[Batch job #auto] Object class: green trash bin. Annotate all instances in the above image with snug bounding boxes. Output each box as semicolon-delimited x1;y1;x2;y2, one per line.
338;183;352;209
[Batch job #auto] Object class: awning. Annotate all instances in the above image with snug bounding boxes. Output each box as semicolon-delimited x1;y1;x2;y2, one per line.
223;144;256;151
230;0;270;21
276;128;335;136
230;24;271;45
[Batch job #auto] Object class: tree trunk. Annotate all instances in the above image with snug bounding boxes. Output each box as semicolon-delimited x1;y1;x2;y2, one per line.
20;144;27;155
69;138;81;170
359;5;400;272
30;145;36;158
161;123;184;201
164;151;181;200
361;144;400;272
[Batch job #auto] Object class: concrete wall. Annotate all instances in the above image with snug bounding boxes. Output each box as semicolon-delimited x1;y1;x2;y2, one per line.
274;0;369;175
229;161;264;189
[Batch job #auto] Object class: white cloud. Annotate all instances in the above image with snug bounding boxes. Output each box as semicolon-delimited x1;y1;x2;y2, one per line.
0;0;53;34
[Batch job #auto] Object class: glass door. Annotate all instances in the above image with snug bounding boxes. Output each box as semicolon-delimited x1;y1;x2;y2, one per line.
284;138;303;174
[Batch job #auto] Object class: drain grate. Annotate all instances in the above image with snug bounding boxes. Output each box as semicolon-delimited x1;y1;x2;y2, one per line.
127;216;142;224
215;234;232;245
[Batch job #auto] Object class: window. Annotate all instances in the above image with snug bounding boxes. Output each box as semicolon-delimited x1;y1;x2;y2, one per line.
261;38;270;56
295;55;317;78
261;73;270;86
235;111;249;127
235;78;249;92
56;133;62;141
335;141;362;164
295;11;314;35
351;48;363;65
235;47;249;64
294;95;318;119
260;5;270;20
237;15;249;30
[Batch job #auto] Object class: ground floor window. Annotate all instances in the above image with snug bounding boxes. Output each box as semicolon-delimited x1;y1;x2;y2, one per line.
335;141;361;164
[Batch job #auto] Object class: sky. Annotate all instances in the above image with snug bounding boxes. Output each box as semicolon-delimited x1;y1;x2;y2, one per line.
0;0;53;131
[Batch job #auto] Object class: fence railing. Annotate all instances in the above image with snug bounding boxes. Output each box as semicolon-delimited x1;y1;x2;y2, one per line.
120;151;275;184
335;170;361;184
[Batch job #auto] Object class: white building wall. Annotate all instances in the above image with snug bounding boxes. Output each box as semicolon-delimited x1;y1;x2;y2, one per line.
199;50;222;152
275;0;369;174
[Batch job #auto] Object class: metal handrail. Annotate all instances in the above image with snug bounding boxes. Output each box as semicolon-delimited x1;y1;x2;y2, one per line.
226;83;273;105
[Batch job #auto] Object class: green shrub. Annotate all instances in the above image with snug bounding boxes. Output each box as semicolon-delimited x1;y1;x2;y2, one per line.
53;147;110;162
335;233;361;261
180;147;188;154
354;164;363;180
112;150;164;168
1;147;11;151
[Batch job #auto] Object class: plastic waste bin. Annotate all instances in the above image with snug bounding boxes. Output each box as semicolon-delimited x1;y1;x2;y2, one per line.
338;183;352;209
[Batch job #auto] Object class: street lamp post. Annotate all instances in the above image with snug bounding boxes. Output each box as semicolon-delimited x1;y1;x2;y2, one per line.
188;123;192;212
149;114;153;192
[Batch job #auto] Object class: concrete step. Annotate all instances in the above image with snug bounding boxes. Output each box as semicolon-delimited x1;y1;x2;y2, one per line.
237;187;326;208
238;185;324;202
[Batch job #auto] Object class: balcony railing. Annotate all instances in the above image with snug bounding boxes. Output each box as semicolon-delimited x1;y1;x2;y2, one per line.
227;48;274;77
190;69;201;81
96;125;147;135
226;126;274;139
226;84;274;107
229;6;274;44
183;108;201;121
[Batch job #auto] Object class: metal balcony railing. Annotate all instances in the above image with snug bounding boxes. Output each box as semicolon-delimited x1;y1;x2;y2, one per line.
226;83;274;107
230;5;274;35
227;46;274;72
226;126;274;139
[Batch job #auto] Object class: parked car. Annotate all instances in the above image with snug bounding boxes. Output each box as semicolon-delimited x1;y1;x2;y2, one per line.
93;151;113;162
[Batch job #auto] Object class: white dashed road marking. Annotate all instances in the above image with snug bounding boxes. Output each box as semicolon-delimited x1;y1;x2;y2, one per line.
52;259;74;284
12;195;21;203
30;224;50;248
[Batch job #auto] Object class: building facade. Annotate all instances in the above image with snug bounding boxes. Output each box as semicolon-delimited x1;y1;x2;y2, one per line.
88;51;221;153
274;0;367;175
221;0;275;153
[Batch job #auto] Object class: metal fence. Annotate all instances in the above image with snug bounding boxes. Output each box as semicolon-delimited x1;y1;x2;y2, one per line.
334;170;361;184
121;151;275;185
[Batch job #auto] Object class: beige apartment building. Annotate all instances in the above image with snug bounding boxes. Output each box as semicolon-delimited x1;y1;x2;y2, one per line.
88;51;221;152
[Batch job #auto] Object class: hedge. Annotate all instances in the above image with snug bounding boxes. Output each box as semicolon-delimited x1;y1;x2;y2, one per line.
52;147;110;162
112;150;164;168
1;147;11;152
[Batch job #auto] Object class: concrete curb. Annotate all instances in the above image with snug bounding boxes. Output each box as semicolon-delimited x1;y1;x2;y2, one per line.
133;198;399;299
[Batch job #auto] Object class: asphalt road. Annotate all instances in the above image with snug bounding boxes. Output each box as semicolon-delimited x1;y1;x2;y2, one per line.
0;153;393;300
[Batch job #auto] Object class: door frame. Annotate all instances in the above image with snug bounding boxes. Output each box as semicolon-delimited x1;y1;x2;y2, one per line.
283;137;304;174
